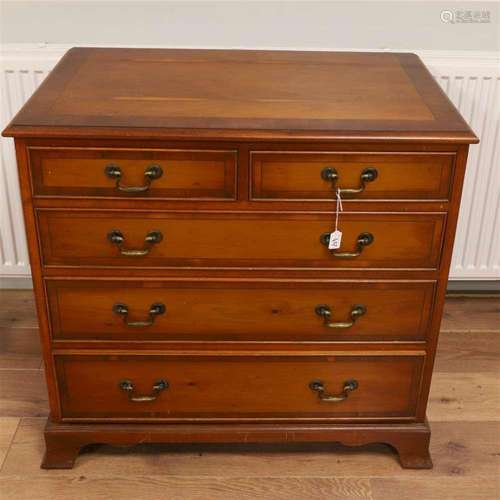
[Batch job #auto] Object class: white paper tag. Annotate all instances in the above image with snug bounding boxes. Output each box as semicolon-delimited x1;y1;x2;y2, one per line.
328;230;342;250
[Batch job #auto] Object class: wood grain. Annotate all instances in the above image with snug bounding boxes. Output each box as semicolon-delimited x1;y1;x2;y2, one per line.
0;291;37;329
55;354;423;421
0;418;19;471
1;419;498;478
37;210;445;270
2;49;478;143
428;372;500;421
0;369;48;417
0;328;42;369
251;151;454;201
371;477;499;500
46;279;434;342
2;292;497;337
0;476;373;500
434;331;500;372
29;147;237;200
441;296;500;332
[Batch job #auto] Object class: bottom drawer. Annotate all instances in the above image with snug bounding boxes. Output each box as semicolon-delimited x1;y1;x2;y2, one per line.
55;354;424;421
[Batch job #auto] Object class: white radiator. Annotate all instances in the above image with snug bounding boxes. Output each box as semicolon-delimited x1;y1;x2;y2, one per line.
1;46;499;281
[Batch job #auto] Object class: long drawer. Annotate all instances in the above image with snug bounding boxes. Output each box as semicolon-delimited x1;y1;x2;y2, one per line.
46;279;435;342
37;210;445;269
28;147;238;199
251;151;454;200
55;353;424;421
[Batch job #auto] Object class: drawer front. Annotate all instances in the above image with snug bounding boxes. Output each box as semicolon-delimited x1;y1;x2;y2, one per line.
251;152;454;200
47;280;435;342
55;354;424;421
38;211;445;269
29;148;237;199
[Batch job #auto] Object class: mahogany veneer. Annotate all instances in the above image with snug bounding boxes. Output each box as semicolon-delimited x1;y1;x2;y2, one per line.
2;47;478;469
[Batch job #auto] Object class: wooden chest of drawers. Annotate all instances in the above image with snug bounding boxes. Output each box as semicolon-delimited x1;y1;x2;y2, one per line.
2;48;478;469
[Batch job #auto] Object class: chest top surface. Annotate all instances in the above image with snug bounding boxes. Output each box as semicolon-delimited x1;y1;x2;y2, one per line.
3;47;477;143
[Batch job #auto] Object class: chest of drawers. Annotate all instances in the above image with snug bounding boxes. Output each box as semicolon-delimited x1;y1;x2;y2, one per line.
2;48;478;469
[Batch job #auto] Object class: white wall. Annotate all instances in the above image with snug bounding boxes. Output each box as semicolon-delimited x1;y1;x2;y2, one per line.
1;2;499;286
1;1;499;51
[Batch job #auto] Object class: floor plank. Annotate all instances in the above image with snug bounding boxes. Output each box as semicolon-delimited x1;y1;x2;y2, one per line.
0;291;38;329
0;328;42;369
0;418;20;471
434;331;500;373
1;418;498;479
0;476;373;500
371;477;499;500
0;370;48;417
428;372;500;421
441;296;500;332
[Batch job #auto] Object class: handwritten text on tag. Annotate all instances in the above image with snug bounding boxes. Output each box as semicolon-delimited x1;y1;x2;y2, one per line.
328;230;343;250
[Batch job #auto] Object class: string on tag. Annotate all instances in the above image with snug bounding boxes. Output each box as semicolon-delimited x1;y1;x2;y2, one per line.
328;188;343;250
334;188;343;231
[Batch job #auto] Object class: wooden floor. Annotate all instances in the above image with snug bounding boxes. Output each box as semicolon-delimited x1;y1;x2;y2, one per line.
0;291;498;500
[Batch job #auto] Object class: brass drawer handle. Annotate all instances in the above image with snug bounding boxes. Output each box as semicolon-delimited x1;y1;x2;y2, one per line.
113;302;166;327
309;379;359;402
321;167;378;195
315;304;366;329
107;229;163;256
119;379;168;402
105;163;163;193
320;231;374;258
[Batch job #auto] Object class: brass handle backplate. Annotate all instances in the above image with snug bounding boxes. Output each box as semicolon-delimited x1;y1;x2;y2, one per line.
309;379;359;402
315;304;366;329
119;379;168;402
105;163;163;193
107;229;163;256
321;167;378;195
113;302;166;327
320;231;374;258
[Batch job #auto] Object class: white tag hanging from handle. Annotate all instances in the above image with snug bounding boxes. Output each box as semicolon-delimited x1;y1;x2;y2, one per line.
328;188;343;250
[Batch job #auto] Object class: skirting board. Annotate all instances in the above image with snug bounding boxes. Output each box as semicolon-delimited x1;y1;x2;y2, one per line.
0;276;33;289
1;45;499;281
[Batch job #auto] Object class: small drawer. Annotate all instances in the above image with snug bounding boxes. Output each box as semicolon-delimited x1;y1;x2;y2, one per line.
37;210;445;269
55;353;424;421
29;147;237;199
46;279;435;342
251;151;454;200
